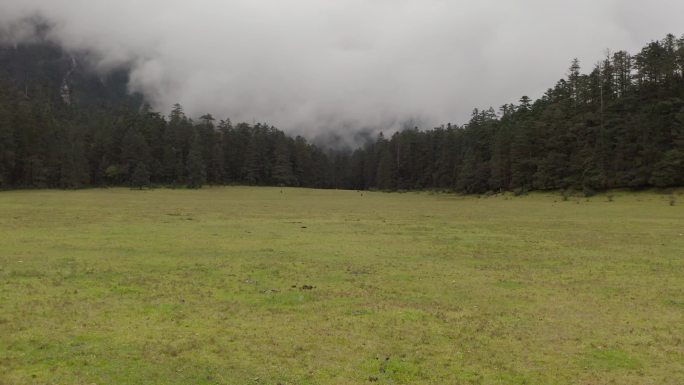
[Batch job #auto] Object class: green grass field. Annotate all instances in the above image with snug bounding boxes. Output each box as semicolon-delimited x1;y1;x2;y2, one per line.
0;187;682;385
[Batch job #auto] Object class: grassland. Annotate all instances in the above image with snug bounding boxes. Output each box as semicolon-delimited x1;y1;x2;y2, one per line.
0;187;682;385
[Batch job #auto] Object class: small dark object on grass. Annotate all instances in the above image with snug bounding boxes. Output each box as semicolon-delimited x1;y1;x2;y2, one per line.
670;196;676;206
301;226;307;229
368;376;378;382
301;285;315;290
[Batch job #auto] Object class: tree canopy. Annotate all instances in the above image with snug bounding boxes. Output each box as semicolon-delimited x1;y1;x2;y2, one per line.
0;35;682;192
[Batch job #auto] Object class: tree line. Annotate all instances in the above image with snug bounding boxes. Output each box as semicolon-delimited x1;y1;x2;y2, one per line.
0;34;683;192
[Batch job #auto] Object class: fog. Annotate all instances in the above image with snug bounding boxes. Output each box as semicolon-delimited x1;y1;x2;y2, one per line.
1;1;683;138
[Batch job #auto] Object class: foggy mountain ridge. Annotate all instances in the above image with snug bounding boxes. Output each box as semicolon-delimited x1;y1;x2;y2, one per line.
0;26;415;149
2;1;684;140
0;28;140;111
0;22;682;192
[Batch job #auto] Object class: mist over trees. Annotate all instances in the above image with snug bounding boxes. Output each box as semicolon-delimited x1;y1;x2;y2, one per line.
0;34;683;192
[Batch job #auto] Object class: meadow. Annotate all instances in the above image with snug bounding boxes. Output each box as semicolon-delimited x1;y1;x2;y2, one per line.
0;187;682;385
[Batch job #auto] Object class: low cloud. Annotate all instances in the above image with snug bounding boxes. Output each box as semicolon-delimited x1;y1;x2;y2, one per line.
1;0;683;138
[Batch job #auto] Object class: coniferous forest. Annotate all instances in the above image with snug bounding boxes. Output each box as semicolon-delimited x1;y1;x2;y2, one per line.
0;34;683;193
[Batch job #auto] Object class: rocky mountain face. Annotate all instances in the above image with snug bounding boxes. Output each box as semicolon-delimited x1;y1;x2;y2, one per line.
0;39;141;110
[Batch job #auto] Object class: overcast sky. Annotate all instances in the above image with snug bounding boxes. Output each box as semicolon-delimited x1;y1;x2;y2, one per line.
1;1;683;138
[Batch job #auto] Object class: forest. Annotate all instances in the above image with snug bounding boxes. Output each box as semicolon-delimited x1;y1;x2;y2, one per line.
0;34;683;193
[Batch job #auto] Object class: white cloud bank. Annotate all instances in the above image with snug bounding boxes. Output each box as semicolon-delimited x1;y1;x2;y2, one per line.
1;0;683;137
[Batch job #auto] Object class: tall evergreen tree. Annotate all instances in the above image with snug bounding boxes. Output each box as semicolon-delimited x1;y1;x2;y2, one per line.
272;135;295;186
186;132;206;188
131;161;151;190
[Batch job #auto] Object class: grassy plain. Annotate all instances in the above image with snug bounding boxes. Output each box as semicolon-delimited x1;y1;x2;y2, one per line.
0;187;682;385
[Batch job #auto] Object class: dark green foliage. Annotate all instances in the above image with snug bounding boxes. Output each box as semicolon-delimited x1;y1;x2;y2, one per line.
131;162;151;190
340;35;684;193
186;133;206;188
0;35;683;192
272;134;296;186
0;81;15;188
375;134;396;191
121;128;152;177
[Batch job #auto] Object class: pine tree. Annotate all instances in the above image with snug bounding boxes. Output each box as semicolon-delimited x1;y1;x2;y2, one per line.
208;141;225;184
243;129;263;185
186;133;206;188
0;98;15;187
293;136;313;186
120;128;152;179
131;162;151;190
375;138;396;191
272;136;295;186
650;107;684;187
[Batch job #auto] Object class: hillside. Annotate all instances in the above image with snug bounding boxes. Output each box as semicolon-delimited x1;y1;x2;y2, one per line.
0;34;683;192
